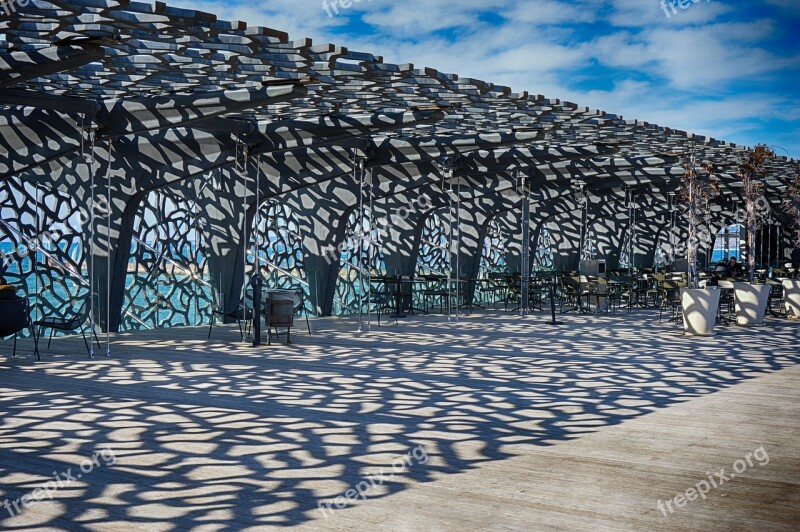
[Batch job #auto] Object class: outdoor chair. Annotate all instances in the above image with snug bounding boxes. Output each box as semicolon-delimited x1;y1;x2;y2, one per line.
0;296;36;359
589;276;611;314
560;275;590;313
527;276;546;311
282;287;312;335
607;275;635;312
208;289;254;339
604;278;627;314
503;274;522;311
421;275;449;314
658;280;684;323
717;280;736;324
645;273;666;307
371;280;397;326
479;272;507;308
33;297;102;357
766;279;784;318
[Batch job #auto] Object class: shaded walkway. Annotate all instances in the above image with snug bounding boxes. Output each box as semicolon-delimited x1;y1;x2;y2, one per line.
0;311;798;529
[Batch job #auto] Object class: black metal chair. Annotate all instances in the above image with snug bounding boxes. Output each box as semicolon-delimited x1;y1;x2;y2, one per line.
503;274;522;311
766;279;784;318
371;279;397;326
289;287;312;335
480;272;506;308
208;289;254;339
0;297;36;359
33;298;101;357
421;275;448;314
658;280;684;323
717;280;736;325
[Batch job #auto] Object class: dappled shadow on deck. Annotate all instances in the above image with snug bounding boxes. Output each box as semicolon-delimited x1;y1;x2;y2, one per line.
0;310;798;529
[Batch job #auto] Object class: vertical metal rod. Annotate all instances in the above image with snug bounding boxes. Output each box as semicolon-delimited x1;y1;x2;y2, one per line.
671;194;676;267
255;154;261;281
156;189;162;329
446;171;454;323
356;156;365;333
34;180;40;328
367;165;374;332
520;169;531;316
768;222;772;273
627;190;633;278
89;130;96;358
631;195;636;274
194;182;200;326
240;141;248;342
106;140;112;356
455;178;461;323
578;188;585;274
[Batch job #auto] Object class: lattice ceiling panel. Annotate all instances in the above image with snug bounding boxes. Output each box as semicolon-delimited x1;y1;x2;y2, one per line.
0;0;796;180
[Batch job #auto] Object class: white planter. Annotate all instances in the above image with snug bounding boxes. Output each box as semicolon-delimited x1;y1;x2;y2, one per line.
784;280;800;318
681;288;721;336
734;283;771;326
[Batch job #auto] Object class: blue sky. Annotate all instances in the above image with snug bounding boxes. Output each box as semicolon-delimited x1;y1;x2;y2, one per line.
172;0;800;158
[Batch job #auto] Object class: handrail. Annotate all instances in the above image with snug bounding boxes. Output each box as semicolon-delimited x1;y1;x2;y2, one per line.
130;236;213;289
247;248;311;287
0;218;86;282
0;220;146;328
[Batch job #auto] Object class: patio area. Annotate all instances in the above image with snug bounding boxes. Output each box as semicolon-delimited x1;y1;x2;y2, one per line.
1;311;798;530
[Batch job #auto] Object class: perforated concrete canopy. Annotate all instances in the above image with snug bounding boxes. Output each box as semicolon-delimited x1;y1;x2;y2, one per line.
1;1;796;183
0;0;797;325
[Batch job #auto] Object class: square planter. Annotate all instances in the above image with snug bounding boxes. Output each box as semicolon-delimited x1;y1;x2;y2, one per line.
681;288;721;336
734;283;771;326
783;280;800;318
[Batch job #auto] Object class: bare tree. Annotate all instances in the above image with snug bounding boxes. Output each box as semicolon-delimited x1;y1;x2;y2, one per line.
736;145;775;281
678;154;719;287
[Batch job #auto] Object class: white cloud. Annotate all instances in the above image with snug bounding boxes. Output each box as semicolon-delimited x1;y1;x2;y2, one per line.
608;0;732;27
161;0;799;157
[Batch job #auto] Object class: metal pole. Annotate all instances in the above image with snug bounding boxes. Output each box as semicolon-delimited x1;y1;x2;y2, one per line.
578;187;585;274
520;170;530;316
252;153;263;347
627;190;633;277
356;156;365;333
367;165;374;332
768;221;772;273
240;141;248;342
631;194;637;274
446;170;454;323
455;178;461;323
194;183;201;326
89;130;96;358
106;140;112;356
34;180;40;330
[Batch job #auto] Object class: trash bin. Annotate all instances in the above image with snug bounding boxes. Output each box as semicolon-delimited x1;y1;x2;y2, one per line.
266;291;294;345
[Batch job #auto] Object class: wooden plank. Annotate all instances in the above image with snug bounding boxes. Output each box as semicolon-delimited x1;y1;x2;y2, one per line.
0;311;798;530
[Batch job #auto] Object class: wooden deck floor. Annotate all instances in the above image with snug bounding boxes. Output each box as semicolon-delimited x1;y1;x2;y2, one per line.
1;310;798;530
